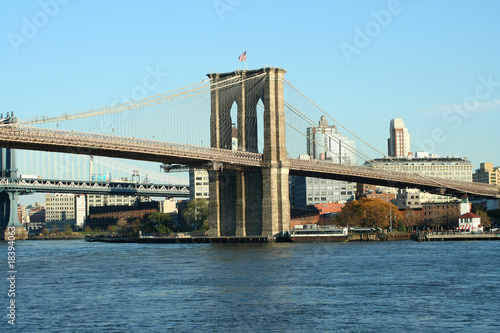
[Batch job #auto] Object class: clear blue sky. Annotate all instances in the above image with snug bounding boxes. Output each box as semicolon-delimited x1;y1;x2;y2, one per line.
1;0;500;205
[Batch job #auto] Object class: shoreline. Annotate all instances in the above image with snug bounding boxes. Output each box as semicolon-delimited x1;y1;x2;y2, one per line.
27;234;86;240
84;233;414;243
6;232;499;242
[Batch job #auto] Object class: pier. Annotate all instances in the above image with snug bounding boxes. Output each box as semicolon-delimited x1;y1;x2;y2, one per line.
85;234;282;243
412;232;500;242
85;232;416;243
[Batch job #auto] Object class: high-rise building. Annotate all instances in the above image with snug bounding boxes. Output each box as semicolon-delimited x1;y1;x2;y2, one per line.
45;194;84;230
291;116;357;209
388;118;411;158
74;194;86;229
290;175;357;209
189;169;209;200
364;156;473;182
364;155;473;203
473;162;500;185
306;116;356;164
45;194;75;223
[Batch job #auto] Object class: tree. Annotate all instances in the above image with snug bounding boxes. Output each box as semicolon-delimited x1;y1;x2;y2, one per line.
142;212;174;234
439;211;460;230
404;209;423;228
64;224;73;235
131;218;142;234
107;225;117;233
473;207;492;229
51;229;62;235
116;218;131;234
84;226;93;233
40;228;49;236
156;223;170;234
333;198;403;229
183;198;209;230
397;220;407;232
117;218;127;229
487;209;500;227
199;218;209;231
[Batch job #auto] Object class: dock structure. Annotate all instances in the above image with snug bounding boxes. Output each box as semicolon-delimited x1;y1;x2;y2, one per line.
85;235;283;243
412;233;500;242
139;236;279;243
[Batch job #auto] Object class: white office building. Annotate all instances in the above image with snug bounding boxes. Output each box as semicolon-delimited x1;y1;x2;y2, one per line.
189;169;209;200
45;193;87;230
306;116;356;164
365;155;473;203
291;116;357;209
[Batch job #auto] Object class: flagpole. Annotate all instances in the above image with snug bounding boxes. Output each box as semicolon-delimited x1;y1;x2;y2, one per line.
245;58;248;70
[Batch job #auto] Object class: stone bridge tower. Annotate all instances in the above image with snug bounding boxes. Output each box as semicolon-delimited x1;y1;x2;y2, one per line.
207;67;290;237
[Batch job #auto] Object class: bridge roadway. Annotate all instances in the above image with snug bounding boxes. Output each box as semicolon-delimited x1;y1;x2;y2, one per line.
0;177;189;197
0;125;498;199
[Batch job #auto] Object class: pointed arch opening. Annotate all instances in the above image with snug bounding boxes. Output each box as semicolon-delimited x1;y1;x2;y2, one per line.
229;101;238;151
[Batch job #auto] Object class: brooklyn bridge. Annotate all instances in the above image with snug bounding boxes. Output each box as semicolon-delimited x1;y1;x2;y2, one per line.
1;67;498;237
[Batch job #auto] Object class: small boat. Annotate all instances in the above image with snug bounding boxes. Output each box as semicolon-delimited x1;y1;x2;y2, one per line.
289;224;348;242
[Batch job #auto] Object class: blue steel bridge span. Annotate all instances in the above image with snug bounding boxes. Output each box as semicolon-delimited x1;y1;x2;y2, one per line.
0;177;189;197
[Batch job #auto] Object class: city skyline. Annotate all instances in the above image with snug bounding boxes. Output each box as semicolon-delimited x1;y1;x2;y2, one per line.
2;3;499;330
2;1;499;205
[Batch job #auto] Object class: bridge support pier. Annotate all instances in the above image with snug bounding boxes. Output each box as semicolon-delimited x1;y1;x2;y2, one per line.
0;191;28;240
235;170;263;236
262;163;290;236
0;113;28;239
208;68;289;237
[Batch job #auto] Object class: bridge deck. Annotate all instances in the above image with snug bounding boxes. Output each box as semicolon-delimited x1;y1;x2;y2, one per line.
0;125;498;199
288;159;500;198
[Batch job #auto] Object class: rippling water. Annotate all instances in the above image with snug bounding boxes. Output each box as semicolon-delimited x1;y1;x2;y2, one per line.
1;240;499;332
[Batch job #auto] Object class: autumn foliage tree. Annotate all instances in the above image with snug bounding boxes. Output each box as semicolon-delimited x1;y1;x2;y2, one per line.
333;198;403;229
473;207;492;229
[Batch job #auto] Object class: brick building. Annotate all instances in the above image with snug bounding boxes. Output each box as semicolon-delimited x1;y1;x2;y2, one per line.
86;201;158;230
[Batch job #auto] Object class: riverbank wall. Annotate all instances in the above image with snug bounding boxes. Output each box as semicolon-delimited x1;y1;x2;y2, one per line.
84;232;413;243
28;234;86;240
412;232;500;242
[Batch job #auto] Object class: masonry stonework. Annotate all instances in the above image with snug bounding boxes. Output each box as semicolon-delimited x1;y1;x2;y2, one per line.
208;68;290;236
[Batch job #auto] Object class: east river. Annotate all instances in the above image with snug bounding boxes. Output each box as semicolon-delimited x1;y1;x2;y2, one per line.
1;240;500;332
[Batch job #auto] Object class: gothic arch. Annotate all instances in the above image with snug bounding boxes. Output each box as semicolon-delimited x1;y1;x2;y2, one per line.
207;68;290;237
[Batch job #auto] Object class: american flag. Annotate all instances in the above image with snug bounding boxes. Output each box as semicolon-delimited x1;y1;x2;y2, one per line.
239;51;246;62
